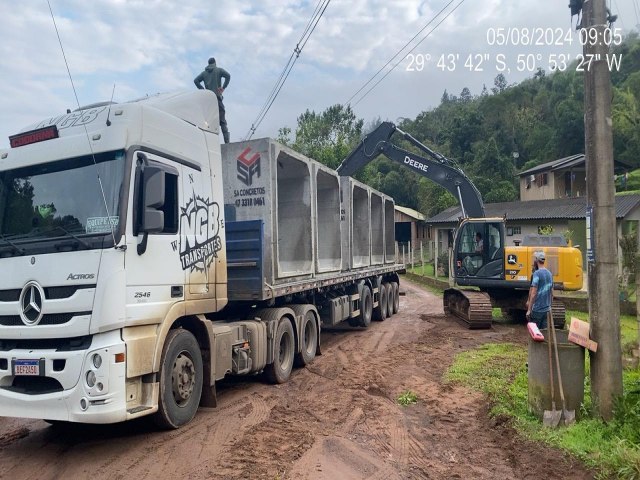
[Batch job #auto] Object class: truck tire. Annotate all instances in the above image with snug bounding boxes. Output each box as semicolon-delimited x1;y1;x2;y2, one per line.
294;310;318;367
358;285;373;328
265;318;295;384
154;329;203;430
391;282;399;314
373;283;387;321
385;282;394;317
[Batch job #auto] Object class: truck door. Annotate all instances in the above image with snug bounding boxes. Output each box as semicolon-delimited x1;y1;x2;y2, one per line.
178;163;220;300
125;152;184;324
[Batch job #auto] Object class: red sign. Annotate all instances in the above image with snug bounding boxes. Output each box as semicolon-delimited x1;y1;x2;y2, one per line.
9;126;59;148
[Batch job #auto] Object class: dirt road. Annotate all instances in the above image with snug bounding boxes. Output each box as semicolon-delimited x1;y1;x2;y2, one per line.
0;279;590;479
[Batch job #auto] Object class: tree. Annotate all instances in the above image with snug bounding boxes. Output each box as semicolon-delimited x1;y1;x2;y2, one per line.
480;84;488;97
491;73;507;94
287;104;364;170
460;87;472;103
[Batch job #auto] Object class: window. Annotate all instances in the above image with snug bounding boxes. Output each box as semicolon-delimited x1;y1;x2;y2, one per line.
135;160;179;236
536;173;548;187
512;226;521;235
160;173;179;233
525;175;533;189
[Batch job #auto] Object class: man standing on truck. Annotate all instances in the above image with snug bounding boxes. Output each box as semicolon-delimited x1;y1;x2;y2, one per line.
194;57;231;143
526;251;553;329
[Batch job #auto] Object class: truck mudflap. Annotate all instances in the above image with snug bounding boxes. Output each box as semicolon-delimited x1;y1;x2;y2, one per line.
0;330;127;423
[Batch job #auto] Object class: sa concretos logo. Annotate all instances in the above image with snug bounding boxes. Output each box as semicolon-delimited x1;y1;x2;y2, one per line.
174;192;223;272
237;147;261;186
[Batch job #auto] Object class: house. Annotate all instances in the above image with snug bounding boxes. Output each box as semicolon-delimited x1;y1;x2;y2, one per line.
518;153;630;201
519;154;587;201
394;205;429;249
426;194;640;269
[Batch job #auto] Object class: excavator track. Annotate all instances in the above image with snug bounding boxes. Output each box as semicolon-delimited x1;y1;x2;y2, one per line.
443;288;492;329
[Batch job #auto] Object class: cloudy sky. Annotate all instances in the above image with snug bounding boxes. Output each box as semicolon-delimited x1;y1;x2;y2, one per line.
0;0;637;148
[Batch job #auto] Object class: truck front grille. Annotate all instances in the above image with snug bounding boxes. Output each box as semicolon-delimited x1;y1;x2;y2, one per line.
0;285;96;302
3;376;64;395
0;312;91;326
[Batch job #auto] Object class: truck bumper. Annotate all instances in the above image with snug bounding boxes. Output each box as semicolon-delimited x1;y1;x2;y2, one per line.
0;331;127;424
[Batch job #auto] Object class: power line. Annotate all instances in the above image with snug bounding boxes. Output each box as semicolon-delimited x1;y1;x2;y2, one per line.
250;0;326;128
612;0;625;30
350;0;466;108
47;0;117;246
344;0;456;107
245;0;331;140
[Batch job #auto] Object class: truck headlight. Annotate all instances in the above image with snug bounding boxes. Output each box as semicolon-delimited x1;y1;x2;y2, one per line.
86;370;97;388
92;353;102;369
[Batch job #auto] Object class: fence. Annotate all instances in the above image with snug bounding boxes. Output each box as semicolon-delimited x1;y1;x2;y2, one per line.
395;241;445;277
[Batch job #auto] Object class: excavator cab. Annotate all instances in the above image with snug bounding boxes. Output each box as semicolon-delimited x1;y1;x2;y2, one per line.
453;218;505;283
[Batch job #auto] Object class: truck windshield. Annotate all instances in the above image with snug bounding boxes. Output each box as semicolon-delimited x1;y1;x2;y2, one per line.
0;150;125;244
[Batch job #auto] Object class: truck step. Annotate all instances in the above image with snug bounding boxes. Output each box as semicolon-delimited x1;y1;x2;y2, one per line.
127;406;152;415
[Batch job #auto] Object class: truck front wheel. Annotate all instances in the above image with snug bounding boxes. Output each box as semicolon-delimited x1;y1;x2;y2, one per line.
265;318;295;384
154;329;203;429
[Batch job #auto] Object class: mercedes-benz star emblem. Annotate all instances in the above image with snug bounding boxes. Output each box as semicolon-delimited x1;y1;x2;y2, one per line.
19;281;44;325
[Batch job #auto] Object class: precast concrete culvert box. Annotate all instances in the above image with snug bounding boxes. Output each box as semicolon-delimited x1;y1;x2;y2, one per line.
351;182;371;268
384;196;396;263
221;139;314;286
276;151;313;278
370;192;384;265
315;165;342;272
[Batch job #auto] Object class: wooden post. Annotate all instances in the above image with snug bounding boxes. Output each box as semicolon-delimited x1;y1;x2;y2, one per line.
409;241;413;269
421;242;425;276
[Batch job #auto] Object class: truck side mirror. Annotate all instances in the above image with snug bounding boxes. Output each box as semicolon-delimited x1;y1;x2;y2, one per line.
141;166;166;233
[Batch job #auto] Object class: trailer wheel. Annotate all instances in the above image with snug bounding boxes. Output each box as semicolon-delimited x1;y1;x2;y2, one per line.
385;283;394;317
373;283;387;321
358;286;373;328
154;329;203;430
265;318;295;384
295;311;318;367
391;282;400;314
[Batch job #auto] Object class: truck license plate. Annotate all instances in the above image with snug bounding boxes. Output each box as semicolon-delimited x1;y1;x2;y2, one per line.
13;359;40;376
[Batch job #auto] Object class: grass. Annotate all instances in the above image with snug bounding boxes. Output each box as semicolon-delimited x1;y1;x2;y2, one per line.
445;343;640;478
407;263;447;279
397;390;419;406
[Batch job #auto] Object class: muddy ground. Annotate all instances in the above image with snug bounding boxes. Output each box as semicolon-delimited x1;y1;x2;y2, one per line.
0;279;591;479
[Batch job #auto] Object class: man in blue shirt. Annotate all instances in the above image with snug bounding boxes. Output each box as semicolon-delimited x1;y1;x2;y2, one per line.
526;251;553;329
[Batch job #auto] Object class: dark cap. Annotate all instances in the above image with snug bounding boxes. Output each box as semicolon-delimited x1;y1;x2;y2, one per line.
208;57;216;64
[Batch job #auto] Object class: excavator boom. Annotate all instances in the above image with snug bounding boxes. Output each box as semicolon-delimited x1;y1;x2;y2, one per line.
337;121;485;218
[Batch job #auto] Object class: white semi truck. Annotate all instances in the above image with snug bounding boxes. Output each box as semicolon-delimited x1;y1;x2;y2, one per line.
0;91;403;428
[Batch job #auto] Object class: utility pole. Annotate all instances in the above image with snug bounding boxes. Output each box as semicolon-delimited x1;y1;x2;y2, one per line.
582;0;623;419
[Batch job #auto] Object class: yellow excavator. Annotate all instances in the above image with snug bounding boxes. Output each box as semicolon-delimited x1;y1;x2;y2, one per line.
337;122;583;329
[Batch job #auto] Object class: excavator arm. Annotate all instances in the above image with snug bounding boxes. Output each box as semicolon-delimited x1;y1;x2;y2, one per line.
336;121;485;218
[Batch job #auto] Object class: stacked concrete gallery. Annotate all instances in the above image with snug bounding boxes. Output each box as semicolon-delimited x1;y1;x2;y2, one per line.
222;139;395;287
